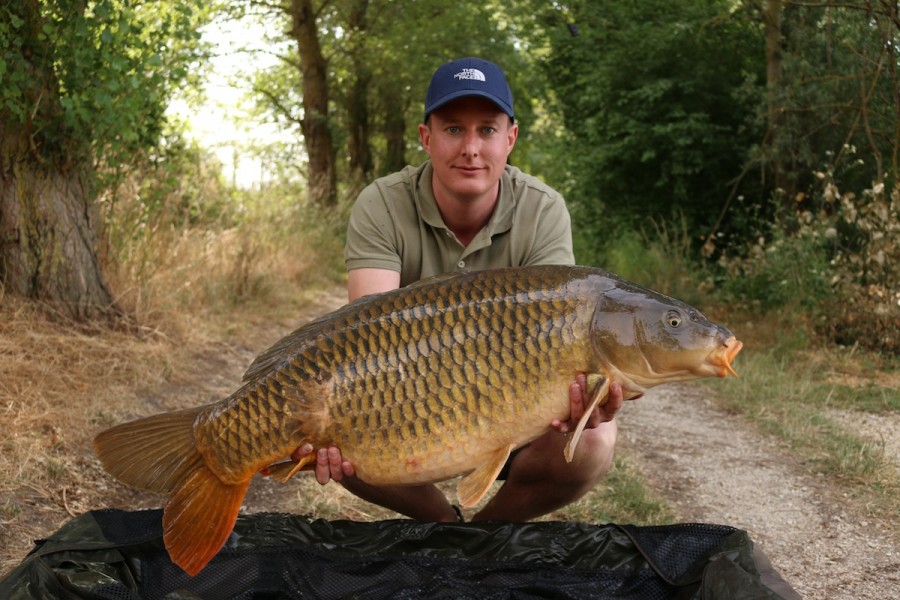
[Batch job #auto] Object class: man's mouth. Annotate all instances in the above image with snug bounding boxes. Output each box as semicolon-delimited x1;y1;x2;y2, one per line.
454;165;483;174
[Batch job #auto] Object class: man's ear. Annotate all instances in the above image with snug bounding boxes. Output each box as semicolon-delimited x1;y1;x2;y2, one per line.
506;122;519;154
418;122;431;155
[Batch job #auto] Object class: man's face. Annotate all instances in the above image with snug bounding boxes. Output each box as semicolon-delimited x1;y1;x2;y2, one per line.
419;96;518;204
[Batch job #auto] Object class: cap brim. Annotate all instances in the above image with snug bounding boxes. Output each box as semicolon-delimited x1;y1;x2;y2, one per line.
424;90;514;121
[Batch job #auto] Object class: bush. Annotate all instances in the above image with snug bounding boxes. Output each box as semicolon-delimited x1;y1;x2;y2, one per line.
715;222;832;314
820;182;899;353
713;178;899;354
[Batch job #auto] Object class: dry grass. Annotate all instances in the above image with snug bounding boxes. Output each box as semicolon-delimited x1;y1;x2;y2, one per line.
0;191;346;573
0;296;187;568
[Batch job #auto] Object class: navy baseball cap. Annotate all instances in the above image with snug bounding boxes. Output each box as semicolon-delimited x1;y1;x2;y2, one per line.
424;57;514;122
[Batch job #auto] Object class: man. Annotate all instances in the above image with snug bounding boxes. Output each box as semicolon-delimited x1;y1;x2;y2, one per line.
294;57;625;522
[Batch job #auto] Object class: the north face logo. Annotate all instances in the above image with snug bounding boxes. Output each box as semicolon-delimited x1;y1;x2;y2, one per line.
454;68;486;82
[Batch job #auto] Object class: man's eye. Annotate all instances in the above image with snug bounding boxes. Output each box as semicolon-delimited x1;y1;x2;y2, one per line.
482;127;496;135
447;126;460;134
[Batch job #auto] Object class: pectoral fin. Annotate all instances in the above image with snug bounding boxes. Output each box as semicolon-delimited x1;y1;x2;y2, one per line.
564;376;610;463
259;454;316;483
457;443;516;508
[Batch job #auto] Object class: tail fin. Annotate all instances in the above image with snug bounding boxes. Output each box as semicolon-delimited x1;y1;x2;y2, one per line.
163;464;250;576
94;407;250;576
94;407;206;493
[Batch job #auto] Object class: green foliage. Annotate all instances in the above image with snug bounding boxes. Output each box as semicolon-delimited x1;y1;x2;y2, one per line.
534;0;764;259
0;0;210;171
713;169;899;353
768;2;900;196
716;218;833;314
102;125;233;244
574;211;713;308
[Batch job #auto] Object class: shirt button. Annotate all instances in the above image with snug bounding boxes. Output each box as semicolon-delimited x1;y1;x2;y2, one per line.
446;231;453;237
458;260;465;268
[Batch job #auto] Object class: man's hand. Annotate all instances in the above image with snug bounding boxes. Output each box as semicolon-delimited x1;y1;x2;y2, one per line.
291;443;355;485
551;374;628;433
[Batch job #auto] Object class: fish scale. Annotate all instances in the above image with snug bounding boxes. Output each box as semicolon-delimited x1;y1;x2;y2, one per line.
305;277;590;483
94;265;742;576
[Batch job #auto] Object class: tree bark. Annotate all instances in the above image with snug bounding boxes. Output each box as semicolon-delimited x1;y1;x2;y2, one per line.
763;0;795;205
0;129;114;319
346;0;373;186
0;0;114;319
290;0;338;207
382;86;408;175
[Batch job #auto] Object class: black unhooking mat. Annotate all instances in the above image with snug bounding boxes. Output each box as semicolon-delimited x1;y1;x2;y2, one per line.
0;509;798;599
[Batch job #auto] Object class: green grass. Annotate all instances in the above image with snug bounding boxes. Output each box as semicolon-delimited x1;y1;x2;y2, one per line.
820;383;900;414
555;455;676;526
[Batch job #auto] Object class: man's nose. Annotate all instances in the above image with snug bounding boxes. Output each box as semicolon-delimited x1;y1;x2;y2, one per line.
461;130;480;156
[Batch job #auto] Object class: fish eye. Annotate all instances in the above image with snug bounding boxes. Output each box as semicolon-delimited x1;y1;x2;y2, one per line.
666;310;682;328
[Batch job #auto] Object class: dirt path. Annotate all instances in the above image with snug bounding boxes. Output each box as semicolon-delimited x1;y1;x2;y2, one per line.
618;384;900;599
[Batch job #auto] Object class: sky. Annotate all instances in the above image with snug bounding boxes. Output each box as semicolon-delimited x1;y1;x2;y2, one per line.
166;13;289;188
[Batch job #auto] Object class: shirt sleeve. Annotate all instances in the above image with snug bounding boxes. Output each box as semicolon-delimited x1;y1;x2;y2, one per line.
523;193;576;266
344;183;403;273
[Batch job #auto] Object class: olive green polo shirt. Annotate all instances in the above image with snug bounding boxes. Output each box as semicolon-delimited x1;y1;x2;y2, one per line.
344;161;574;287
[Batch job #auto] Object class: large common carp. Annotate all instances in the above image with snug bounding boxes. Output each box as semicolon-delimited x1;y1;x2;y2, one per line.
94;265;742;575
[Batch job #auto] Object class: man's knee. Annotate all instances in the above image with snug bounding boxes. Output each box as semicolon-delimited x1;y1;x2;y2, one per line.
569;420;618;485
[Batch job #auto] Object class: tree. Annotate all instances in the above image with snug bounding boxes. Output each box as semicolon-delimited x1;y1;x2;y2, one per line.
531;0;765;257
760;0;900;195
0;0;207;319
288;0;337;206
763;0;790;201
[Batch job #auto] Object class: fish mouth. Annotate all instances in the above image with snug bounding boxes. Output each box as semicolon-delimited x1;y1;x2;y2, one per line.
708;336;743;378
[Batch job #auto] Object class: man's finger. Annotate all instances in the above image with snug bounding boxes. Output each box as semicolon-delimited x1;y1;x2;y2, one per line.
291;442;314;462
569;381;584;422
327;446;344;481
315;448;330;485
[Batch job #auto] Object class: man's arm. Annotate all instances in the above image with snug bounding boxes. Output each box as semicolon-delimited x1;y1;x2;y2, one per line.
347;268;401;302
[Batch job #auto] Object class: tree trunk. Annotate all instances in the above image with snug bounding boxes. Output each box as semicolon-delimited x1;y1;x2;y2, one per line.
346;0;373;186
0;128;114;319
290;0;337;207
382;86;408;175
0;0;114;320
763;0;795;206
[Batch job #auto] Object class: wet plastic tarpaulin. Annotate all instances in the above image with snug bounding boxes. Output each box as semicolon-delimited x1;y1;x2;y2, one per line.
0;509;794;599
